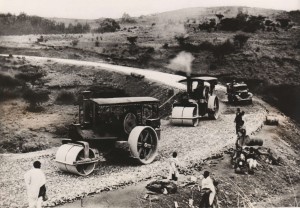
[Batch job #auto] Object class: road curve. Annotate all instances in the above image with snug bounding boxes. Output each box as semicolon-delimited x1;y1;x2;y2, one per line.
0;54;267;207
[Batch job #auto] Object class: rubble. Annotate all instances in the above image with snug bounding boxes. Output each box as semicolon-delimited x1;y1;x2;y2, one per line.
146;180;178;194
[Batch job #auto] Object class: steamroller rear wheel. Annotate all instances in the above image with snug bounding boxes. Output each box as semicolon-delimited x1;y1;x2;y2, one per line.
55;144;97;176
208;95;219;120
128;126;158;164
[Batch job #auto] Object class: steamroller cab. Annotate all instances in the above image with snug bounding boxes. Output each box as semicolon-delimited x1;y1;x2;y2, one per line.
171;77;219;126
56;92;161;176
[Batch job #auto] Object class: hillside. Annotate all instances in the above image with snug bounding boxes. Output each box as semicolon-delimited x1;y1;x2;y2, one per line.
147;6;285;23
0;6;299;123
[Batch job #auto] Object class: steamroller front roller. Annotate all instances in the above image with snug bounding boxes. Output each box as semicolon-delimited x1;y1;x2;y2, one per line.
171;106;199;126
128;126;158;164
207;95;219;120
55;142;98;176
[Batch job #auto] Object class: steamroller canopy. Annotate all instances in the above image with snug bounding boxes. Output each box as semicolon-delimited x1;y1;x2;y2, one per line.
91;97;159;105
178;76;218;84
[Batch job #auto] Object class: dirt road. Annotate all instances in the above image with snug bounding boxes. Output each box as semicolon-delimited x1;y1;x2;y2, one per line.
0;54;267;207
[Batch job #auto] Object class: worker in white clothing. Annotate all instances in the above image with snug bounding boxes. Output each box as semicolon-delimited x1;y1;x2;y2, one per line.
168;152;180;181
200;171;216;207
24;161;46;208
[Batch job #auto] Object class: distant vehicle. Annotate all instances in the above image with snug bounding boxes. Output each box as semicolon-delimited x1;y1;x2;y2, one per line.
226;82;253;104
170;76;219;127
55;91;161;176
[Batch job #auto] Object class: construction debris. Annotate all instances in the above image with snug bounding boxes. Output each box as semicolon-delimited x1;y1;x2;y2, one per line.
146;180;178;194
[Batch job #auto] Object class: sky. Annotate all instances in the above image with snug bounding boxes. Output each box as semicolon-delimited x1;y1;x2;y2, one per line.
0;0;299;19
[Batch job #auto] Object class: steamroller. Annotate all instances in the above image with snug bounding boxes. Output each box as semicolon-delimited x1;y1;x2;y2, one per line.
55;91;161;176
171;76;219;126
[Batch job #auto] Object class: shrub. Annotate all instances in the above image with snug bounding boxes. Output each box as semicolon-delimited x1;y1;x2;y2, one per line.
36;35;44;43
295;41;300;49
216;14;224;21
55;91;76;105
276;18;291;28
0;73;22;88
23;89;50;111
71;39;79;46
127;36;138;45
15;70;45;85
199;41;214;51
162;43;169;49
220;18;243;31
138;53;152;65
95;41;100;47
147;47;155;53
174;34;189;47
243;15;265;33
234;34;250;48
265;20;273;26
213;39;235;60
0;88;21;101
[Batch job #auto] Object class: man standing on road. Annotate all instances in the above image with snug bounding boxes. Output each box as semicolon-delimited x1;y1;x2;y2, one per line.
200;171;216;207
168;152;180;182
235;109;245;134
24;161;46;208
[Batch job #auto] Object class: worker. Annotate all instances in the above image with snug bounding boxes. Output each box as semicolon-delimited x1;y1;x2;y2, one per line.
200;171;216;207
234;150;247;174
24;161;47;208
168;152;180;182
235;110;245;134
193;81;204;100
247;147;258;173
236;127;246;148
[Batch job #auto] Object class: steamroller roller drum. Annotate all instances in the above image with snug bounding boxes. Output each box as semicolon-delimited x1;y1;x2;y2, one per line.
171;106;199;126
128;126;158;164
171;106;185;126
55;144;97;176
208;95;219;120
182;106;199;126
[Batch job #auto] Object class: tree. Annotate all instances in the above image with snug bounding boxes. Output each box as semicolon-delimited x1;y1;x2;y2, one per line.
94;18;120;33
243;15;265;33
121;13;136;23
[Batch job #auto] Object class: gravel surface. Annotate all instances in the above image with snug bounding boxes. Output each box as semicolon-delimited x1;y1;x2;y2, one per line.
0;55;267;207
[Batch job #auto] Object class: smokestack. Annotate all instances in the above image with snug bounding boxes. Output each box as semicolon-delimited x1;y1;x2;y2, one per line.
81;91;92;126
186;76;192;97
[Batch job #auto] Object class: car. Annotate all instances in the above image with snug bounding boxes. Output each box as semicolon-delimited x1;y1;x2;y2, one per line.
226;82;253;104
55;91;161;176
